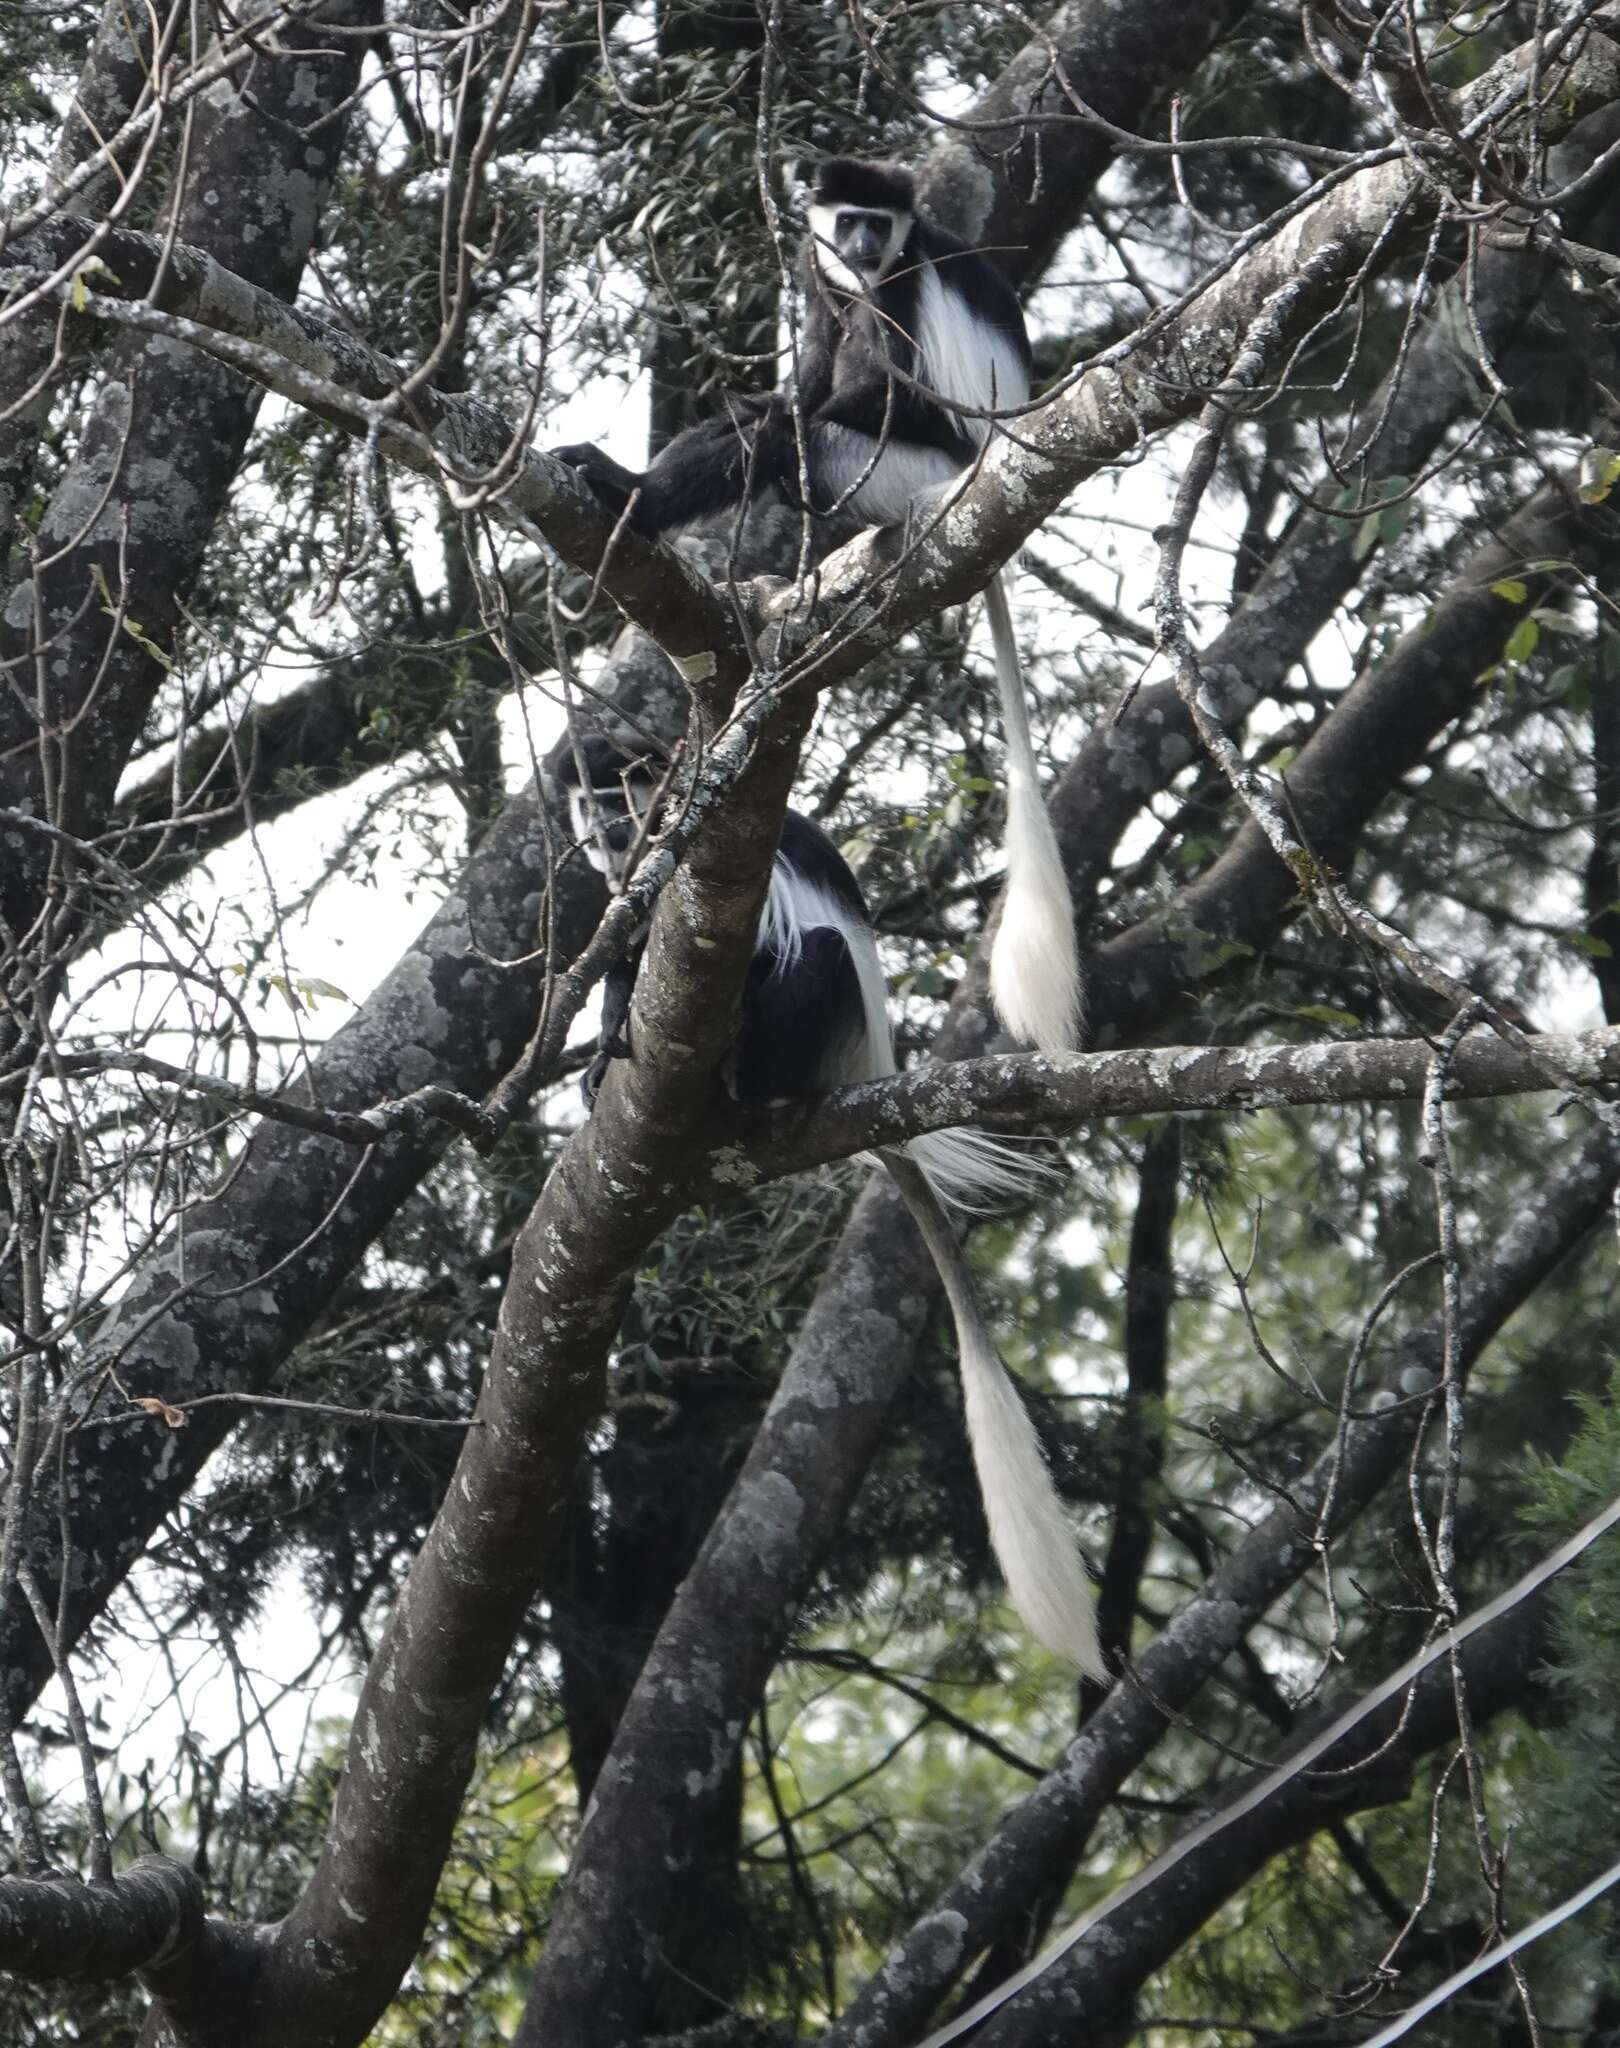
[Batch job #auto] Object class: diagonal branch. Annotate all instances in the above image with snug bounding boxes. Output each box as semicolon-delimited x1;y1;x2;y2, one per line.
827;1118;1620;2048
749;15;1620;698
0;215;743;685
141;652;819;2048
974;1568;1554;2046
0;787;562;1721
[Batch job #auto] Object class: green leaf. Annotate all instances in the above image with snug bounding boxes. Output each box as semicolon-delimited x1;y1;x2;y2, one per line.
1289;1003;1363;1031
1342;476;1413;543
90;561;174;669
1490;579;1529;604
68;255;116;311
1166;920;1255;975
1578;445;1620;503
1568;932;1615;958
1548;662;1590;709
120;614;173;669
1504;615;1540;664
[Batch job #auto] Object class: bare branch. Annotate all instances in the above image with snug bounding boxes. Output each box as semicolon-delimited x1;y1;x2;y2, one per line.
727;1029;1620;1191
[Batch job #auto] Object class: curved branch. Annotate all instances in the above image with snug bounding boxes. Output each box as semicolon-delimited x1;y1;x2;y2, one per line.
0;1857;202;1982
922;0;1255;279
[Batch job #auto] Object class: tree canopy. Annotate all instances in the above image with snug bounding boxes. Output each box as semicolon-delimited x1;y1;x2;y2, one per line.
7;2;1620;2044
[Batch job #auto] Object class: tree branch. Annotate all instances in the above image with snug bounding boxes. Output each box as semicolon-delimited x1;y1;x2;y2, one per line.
0;1857;203;1982
978;1577;1553;2046
828;1121;1620;2048
721;1026;1620;1190
0;214;744;690
144;654;816;2048
0;786;557;1720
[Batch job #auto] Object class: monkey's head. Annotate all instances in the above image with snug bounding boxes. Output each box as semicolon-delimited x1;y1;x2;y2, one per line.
557;734;668;881
808;158;915;294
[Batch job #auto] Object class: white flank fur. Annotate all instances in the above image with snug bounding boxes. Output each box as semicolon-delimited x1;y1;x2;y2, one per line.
813;424;959;528
883;1150;1104;1676
984;575;1082;1054
913;263;1027;447
761;862;1051;1213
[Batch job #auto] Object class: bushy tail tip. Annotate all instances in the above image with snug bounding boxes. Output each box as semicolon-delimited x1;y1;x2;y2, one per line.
988;812;1083;1056
958;1327;1104;1676
881;1147;1101;1676
907;1125;1059;1215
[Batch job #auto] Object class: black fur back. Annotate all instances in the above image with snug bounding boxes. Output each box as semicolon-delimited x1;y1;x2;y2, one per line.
730;810;876;1104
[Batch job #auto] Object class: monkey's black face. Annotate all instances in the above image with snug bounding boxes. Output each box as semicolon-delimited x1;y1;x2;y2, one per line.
568;776;659;882
808;200;909;292
835;209;890;269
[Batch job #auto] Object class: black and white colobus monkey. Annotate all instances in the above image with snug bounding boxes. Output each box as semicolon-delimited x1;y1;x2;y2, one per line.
554;157;1080;1057
558;734;1102;1676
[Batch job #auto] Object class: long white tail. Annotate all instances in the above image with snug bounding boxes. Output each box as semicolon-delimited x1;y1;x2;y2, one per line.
983;574;1081;1055
882;1148;1104;1676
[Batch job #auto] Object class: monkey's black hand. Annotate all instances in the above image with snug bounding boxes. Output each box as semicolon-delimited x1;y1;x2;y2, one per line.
551;443;641;516
580;1031;631;1110
582;955;639;1110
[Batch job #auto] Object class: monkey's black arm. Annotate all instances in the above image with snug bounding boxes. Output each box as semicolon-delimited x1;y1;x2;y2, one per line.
582;946;643;1106
554;394;786;538
808;302;972;461
550;441;642;514
792;288;839;418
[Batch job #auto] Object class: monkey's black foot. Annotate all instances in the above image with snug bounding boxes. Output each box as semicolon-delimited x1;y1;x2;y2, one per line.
551;443;640;516
580;1035;631;1110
